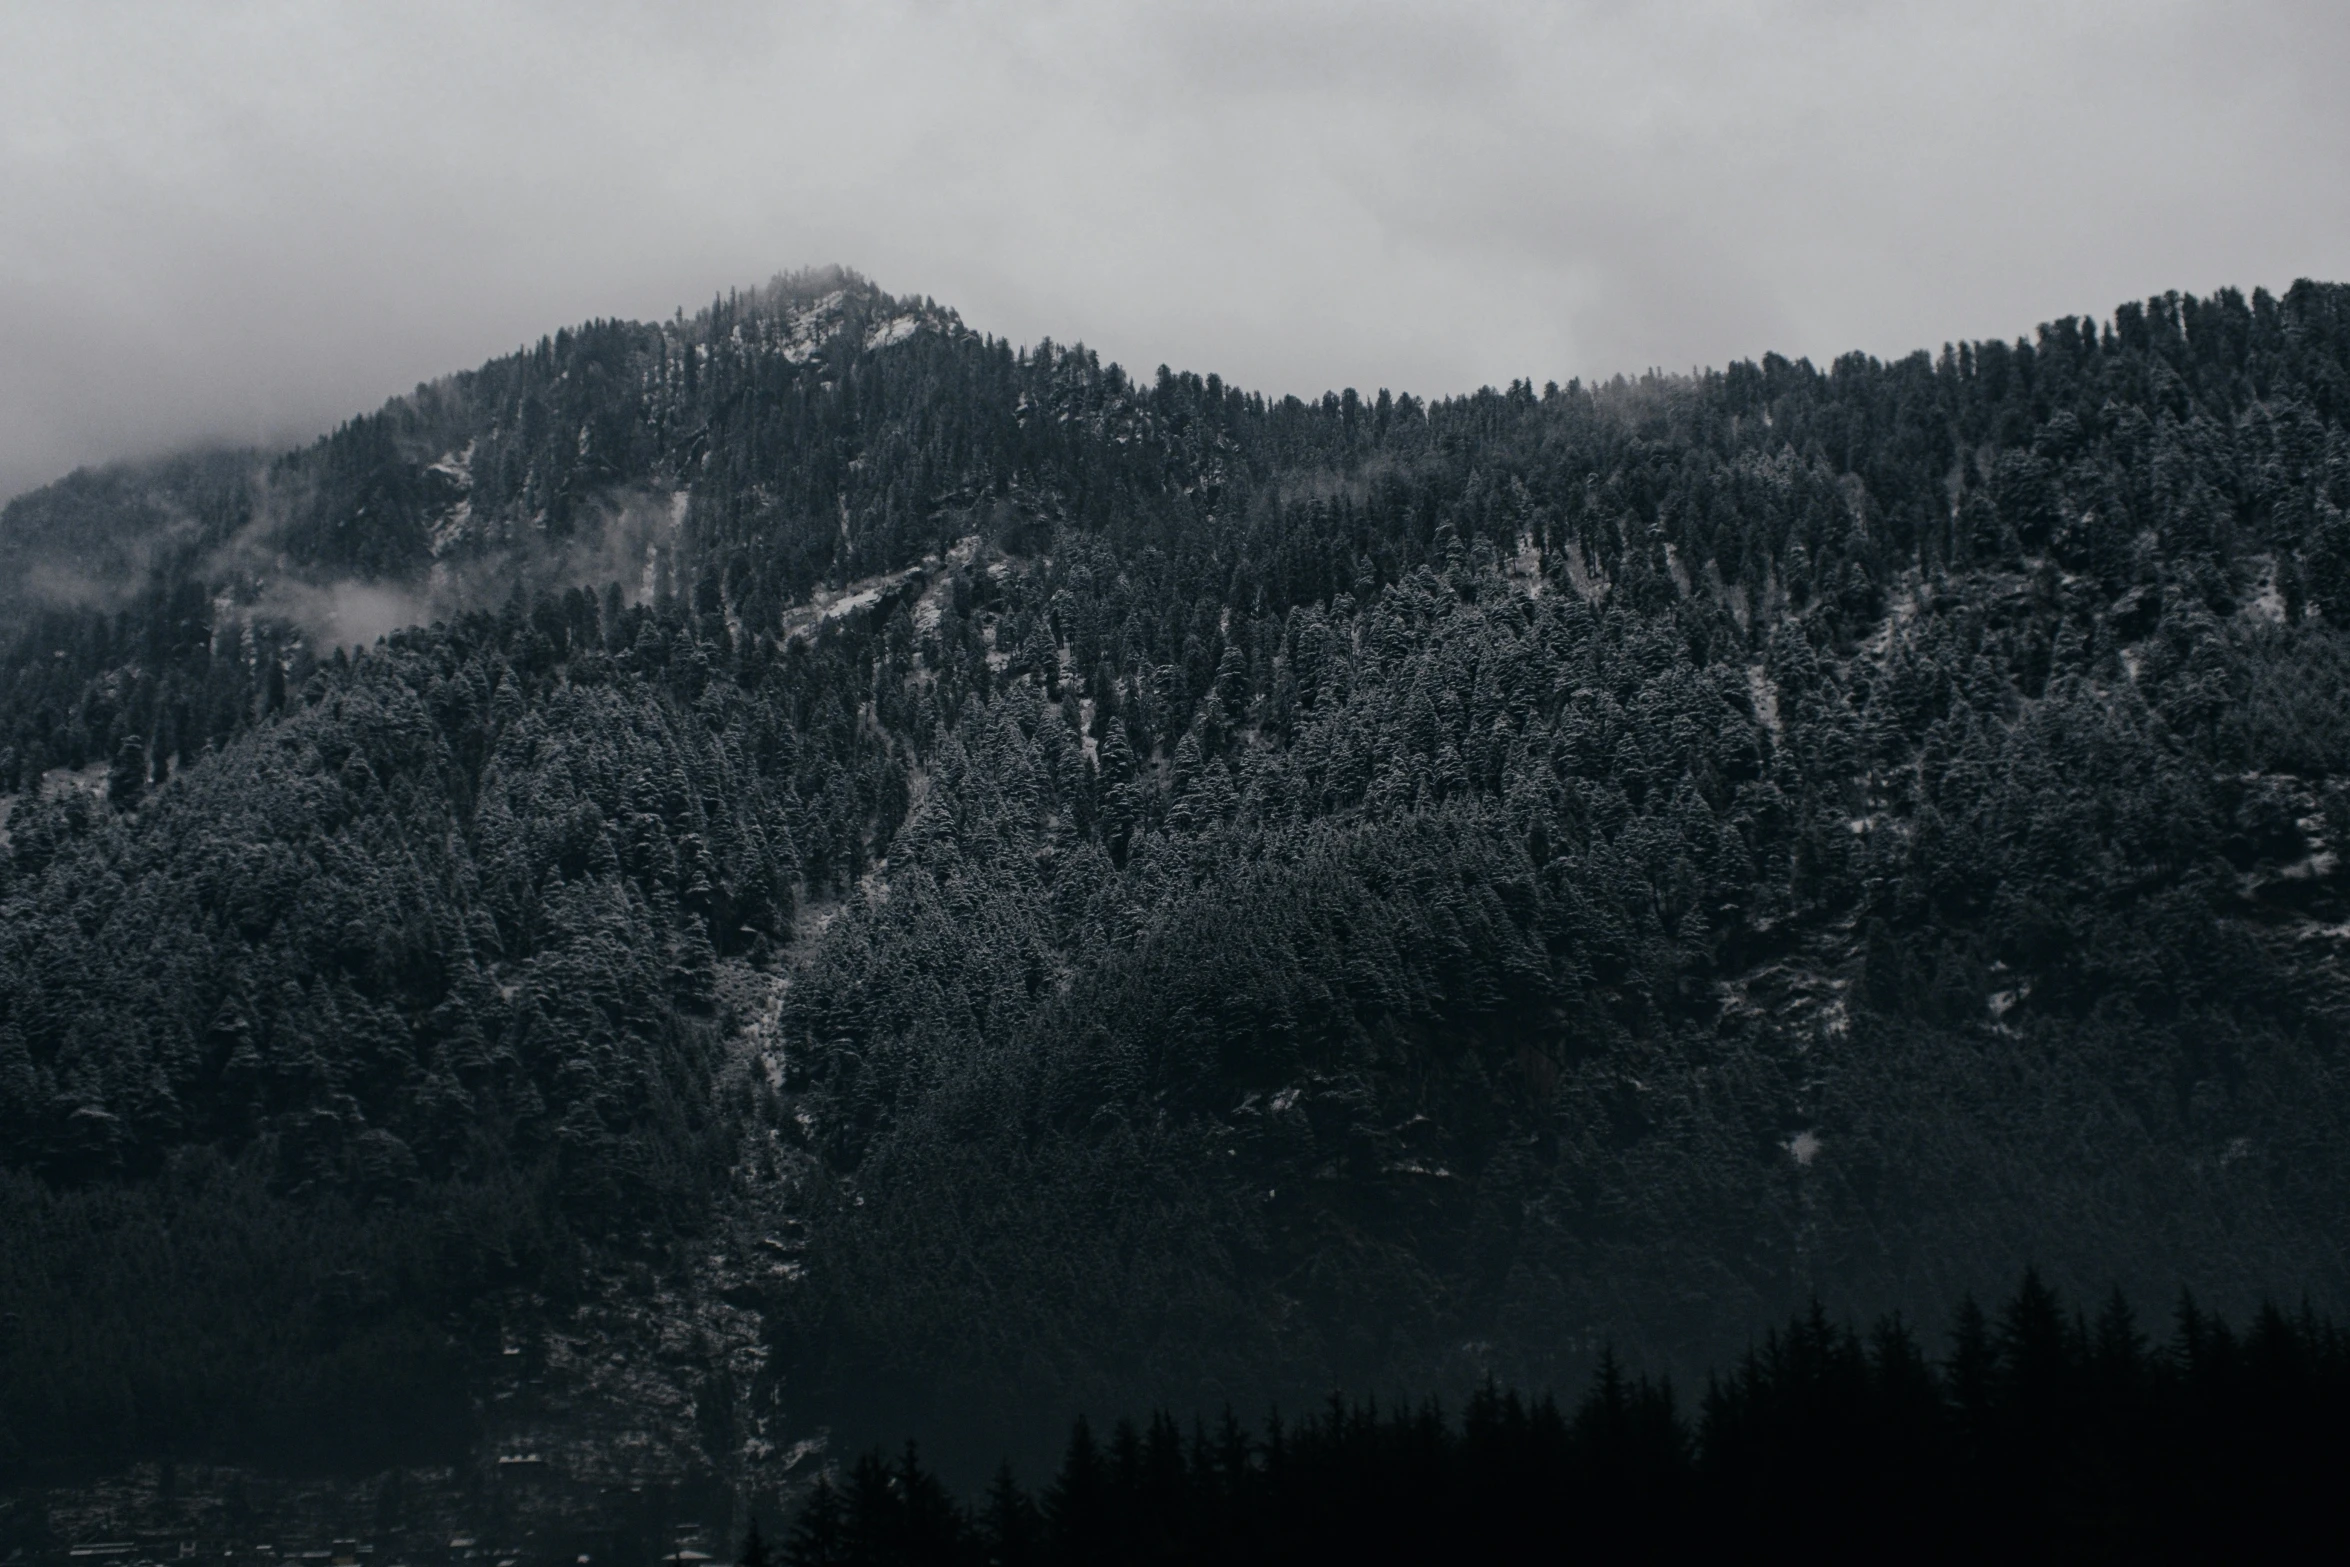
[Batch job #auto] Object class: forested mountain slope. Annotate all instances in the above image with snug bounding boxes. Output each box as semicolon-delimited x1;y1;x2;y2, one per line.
4;270;2350;1494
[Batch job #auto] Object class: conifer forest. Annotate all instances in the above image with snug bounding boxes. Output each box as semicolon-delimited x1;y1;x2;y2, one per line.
5;271;2350;1554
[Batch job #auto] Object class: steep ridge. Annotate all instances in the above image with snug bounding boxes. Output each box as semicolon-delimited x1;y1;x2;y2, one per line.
3;274;2350;1512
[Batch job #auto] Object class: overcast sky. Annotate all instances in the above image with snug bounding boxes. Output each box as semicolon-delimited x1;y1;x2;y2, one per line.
2;0;2345;503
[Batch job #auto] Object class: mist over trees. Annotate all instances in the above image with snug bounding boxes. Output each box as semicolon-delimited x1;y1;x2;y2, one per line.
3;270;2349;1488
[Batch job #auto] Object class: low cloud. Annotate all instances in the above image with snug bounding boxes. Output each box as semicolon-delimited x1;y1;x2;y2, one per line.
216;478;686;653
244;577;435;653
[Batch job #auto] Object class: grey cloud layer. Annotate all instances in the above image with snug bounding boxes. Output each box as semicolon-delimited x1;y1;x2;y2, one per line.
2;0;2345;503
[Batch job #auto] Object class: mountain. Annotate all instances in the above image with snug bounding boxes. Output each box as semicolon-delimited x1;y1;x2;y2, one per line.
4;268;2350;1518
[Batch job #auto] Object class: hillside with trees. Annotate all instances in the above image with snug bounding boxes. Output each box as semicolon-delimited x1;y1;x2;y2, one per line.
3;270;2348;1496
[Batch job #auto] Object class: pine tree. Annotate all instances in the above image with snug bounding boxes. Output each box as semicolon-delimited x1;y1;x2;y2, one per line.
1045;1415;1111;1564
978;1463;1041;1567
107;733;146;808
784;1476;846;1567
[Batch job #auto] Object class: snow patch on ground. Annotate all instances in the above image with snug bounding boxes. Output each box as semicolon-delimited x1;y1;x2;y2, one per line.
779;290;849;363
3;760;166;843
819;584;886;622
1663;541;1693;596
906;538;980;640
779;553;949;644
425;441;476;558
43;761;109;799
1818;989;1850;1039
2247;555;2288;623
1562;543;1609;602
426;442;472;487
1747;664;1783;738
2278;850;2340;882
912;586;944;638
427;499;472;559
1509;532;1546;597
1856;575;1926;660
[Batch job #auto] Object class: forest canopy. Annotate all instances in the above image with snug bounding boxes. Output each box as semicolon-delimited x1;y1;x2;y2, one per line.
3;272;2349;1488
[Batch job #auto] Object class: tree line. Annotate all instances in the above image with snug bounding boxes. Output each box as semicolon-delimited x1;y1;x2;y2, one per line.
770;1276;2346;1564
